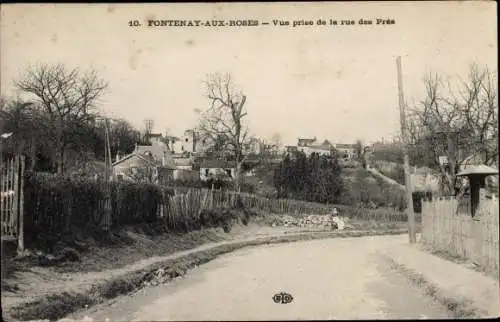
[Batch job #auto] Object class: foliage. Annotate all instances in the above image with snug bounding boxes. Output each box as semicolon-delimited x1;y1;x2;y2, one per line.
274;152;343;204
340;168;407;210
22;173;174;246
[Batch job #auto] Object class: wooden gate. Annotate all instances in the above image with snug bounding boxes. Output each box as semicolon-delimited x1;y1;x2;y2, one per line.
1;155;25;249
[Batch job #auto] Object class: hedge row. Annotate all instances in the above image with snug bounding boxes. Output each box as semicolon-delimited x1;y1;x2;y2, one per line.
23;173;174;241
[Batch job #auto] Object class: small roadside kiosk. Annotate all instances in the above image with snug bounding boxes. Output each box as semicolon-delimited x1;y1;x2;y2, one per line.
456;164;498;271
456;164;498;217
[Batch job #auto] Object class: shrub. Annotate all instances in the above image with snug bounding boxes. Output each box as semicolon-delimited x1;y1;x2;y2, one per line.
23;173;174;248
339;168;406;210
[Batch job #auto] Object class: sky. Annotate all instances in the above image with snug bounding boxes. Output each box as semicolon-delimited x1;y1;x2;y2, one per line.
0;2;497;146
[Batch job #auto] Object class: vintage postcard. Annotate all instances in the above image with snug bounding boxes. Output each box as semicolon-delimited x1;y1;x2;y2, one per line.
1;2;498;321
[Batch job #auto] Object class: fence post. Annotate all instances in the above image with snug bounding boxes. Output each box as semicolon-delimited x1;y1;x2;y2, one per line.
12;156;19;247
17;155;25;255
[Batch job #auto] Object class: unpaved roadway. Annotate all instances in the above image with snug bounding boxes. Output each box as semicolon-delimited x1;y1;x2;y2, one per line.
69;234;451;321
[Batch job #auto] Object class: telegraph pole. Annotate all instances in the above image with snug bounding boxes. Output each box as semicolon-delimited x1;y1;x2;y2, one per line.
396;56;416;244
102;118;112;231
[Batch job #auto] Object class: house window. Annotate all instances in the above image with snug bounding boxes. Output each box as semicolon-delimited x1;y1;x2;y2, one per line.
205;169;209;177
185;138;189;142
226;169;232;177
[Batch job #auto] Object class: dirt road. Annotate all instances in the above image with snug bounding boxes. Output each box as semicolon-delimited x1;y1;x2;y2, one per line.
69;235;451;321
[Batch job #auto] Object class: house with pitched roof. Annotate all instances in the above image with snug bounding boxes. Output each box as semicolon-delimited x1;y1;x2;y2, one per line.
112;144;177;183
335;143;357;160
199;159;237;181
296;137;333;156
172;156;199;181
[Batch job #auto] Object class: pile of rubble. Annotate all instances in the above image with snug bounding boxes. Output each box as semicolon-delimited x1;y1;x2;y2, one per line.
141;266;187;287
298;214;348;230
270;214;349;230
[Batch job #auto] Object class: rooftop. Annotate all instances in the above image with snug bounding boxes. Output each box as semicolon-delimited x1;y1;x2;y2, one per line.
134;145;177;169
457;165;499;177
335;143;357;149
297;137;317;147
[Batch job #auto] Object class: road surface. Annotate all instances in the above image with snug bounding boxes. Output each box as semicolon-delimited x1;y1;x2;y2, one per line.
70;235;451;321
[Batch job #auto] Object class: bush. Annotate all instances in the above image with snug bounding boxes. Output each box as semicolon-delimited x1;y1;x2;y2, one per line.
339;168;406;210
274;152;343;204
23;173;175;248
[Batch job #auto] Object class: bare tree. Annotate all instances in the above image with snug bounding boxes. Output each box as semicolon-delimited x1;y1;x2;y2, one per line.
407;63;498;194
108;118;141;156
16;64;108;174
198;73;250;192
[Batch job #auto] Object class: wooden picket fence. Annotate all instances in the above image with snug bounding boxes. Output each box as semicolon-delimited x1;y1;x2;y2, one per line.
164;188;410;223
1;155;25;247
421;192;499;279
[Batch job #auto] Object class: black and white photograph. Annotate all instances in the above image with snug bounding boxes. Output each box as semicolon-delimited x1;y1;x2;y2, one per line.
0;2;498;321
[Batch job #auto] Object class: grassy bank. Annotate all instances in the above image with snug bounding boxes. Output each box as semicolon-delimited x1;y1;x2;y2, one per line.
6;228;408;321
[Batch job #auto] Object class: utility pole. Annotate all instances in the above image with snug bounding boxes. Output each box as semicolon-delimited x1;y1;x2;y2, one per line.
102;118;112;231
396;56;416;244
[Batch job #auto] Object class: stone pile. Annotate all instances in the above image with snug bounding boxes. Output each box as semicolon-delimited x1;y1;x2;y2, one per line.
298;214;348;230
142;267;186;287
269;214;350;231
